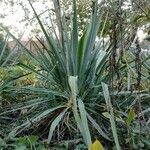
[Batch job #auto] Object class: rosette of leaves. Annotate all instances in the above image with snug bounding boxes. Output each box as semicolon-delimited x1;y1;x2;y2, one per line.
0;0;112;148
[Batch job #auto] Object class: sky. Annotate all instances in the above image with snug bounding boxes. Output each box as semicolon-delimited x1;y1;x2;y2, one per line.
0;0;54;39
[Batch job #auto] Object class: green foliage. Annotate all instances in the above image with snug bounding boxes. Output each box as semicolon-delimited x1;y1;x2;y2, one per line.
1;0;110;148
126;108;136;126
0;0;150;149
0;135;47;150
102;82;121;150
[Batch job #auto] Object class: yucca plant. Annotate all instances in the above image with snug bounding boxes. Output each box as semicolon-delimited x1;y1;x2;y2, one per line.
1;0;150;149
0;0;114;148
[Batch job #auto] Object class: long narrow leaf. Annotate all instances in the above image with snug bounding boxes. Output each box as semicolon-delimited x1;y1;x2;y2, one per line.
47;108;68;143
87;113;110;141
78;99;92;148
101;82;121;150
8;106;65;137
71;0;78;75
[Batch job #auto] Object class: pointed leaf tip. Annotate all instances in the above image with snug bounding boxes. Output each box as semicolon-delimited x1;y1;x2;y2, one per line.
90;139;104;150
